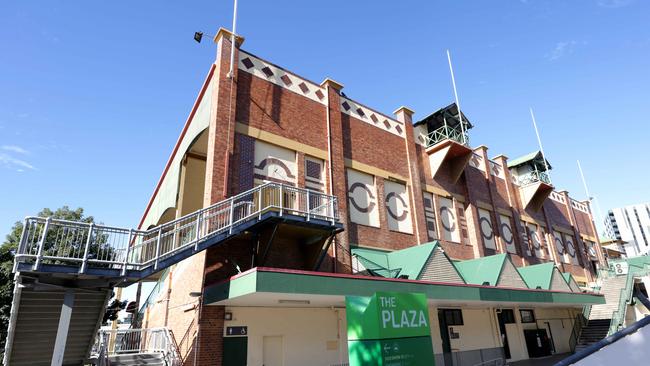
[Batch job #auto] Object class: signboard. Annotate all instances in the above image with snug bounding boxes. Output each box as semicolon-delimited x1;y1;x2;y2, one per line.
611;262;629;276
225;326;248;336
346;292;435;366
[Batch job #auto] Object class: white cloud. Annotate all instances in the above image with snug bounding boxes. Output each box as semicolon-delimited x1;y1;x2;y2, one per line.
597;0;634;8
1;145;29;154
546;41;585;61
0;153;36;171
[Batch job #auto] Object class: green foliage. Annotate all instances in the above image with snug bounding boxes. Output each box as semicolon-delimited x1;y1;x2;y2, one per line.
0;206;96;362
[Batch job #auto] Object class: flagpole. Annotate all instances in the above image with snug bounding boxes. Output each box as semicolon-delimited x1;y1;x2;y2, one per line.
529;108;551;183
578;160;606;236
228;0;238;78
447;50;466;144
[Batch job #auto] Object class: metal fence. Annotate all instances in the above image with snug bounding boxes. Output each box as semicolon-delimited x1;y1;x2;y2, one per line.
93;328;180;365
517;170;551;186
14;182;339;275
425;125;469;147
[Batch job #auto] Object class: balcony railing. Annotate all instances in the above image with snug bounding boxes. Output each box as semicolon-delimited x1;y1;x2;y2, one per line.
516;170;551;186
14;182;339;276
92;328;181;366
424;125;469;147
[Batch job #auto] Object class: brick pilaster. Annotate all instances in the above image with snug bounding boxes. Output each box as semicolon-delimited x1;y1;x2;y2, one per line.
321;78;351;273
394;106;428;244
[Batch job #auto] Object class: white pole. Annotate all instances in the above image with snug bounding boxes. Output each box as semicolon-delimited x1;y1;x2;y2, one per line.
577;160;591;200
529;108;551;183
228;0;238;79
578;160;606;236
446;50;466;144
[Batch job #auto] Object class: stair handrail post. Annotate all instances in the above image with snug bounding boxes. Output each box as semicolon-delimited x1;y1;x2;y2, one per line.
194;211;202;251
258;185;263;220
13;218;31;272
279;184;284;216
154;228;162;271
228;198;235;235
306;189;311;221
331;197;337;225
121;229;133;276
80;222;95;274
34;216;52;270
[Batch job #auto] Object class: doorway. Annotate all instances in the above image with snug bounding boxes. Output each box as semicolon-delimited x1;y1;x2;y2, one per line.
223;337;247;366
263;336;284;366
523;329;552;358
496;309;515;360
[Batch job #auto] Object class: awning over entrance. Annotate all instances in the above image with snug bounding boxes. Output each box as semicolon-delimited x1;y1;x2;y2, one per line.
203;267;605;309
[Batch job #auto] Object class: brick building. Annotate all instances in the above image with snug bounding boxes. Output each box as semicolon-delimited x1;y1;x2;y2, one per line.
134;29;606;365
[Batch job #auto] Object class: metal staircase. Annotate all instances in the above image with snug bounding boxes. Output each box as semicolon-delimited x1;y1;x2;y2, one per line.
3;183;341;365
93;328;181;366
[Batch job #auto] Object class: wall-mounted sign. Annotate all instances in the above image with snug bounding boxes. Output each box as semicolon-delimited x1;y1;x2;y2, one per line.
346;292;435;366
611;262;629;276
225;326;248;336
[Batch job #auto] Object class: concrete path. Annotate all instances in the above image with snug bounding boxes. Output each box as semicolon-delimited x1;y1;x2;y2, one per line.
508;353;571;366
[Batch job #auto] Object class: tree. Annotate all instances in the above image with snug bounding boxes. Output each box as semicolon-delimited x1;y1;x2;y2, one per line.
0;206;96;363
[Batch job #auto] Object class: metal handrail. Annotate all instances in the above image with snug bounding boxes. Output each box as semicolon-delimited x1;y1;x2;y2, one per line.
93;328;181;366
424;124;469;147
608;273;633;335
517;170;551;186
13;183;339;276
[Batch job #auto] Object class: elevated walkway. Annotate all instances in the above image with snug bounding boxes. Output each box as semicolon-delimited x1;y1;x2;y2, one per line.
4;183;341;366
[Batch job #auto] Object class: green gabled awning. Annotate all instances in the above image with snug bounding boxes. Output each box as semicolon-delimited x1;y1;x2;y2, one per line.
562;272;582;292
507;150;552;170
386;242;438;280
453;254;508;286
350;242;441;280
518;262;556;290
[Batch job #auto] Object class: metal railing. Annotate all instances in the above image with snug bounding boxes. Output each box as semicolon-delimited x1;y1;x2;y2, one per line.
516;170;551;186
608;273;633;335
424;124;469;147
569;312;588;352
93;328;180;365
14;183;339;276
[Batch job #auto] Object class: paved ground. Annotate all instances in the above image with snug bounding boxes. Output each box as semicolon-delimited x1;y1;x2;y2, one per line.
508;353;571;366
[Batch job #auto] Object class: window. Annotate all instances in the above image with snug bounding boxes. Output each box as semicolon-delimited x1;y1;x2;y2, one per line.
500;309;516;324
441;309;464;326
520;309;536;323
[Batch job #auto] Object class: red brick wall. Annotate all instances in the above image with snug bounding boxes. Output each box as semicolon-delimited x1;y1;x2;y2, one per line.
236;72;328;151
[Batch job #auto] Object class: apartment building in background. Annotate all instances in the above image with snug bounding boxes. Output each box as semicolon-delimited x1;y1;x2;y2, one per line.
604;202;650;257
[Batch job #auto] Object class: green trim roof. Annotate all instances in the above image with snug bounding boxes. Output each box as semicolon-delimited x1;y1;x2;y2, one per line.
453;254;508;286
204;267;606;307
518;262;556;290
351;242;440;280
507;150;552;170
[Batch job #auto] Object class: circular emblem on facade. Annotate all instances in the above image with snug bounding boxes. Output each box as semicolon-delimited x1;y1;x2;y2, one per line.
439;206;456;232
348;182;376;213
500;223;514;244
555;237;564;254
566;240;576;257
479;217;494;241
385;192;408;221
588;246;597;257
530;231;541;249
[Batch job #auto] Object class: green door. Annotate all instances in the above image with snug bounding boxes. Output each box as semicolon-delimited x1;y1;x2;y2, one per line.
223;337;247;366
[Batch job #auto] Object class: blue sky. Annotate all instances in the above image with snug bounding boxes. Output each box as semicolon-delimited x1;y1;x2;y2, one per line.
1;0;649;237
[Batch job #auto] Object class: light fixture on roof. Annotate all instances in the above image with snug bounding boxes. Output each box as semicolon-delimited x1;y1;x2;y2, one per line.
193;31;216;43
278;299;310;305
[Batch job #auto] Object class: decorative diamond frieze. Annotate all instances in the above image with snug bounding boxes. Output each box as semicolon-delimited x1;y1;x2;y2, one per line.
238;50;326;105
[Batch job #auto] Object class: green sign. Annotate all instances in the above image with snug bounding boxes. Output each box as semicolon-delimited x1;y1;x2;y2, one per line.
346;292;435;366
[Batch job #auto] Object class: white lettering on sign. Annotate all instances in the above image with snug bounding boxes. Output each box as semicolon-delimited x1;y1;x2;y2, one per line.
379;296;397;307
381;310;428;329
